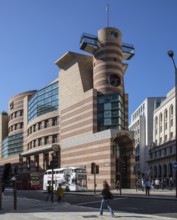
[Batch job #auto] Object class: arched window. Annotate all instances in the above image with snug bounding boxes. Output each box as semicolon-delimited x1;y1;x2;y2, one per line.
168;163;173;177
158;165;162;178
159;113;163;133
164;109;168;119
154;166;157;178
170;104;173;116
155;116;158;135
170;105;174;127
163;164;167;178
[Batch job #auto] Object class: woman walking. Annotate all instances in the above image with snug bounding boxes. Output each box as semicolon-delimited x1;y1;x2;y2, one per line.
99;180;115;217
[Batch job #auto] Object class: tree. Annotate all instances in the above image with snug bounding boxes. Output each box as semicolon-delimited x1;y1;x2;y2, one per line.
1;111;8;116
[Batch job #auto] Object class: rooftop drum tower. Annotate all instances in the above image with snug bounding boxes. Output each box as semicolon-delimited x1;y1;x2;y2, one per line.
80;27;134;130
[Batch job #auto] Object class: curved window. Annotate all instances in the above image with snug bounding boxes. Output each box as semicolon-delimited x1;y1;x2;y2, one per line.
2;132;23;158
28;82;59;122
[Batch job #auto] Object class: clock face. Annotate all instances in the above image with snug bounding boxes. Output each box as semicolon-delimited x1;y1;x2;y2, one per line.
108;74;121;87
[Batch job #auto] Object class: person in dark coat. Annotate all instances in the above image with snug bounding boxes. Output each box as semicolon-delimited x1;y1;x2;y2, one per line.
1;182;5;198
99;180;115;217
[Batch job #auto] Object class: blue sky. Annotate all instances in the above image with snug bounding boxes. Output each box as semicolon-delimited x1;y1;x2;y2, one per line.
0;0;177;121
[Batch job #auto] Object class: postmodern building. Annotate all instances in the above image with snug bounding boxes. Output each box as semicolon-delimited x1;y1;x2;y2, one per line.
56;26;135;189
0;80;59;182
148;88;176;180
0;26;136;189
129;97;165;177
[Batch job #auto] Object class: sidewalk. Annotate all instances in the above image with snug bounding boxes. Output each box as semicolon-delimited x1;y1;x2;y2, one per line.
0;194;176;220
111;188;177;200
66;188;177;200
0;188;177;220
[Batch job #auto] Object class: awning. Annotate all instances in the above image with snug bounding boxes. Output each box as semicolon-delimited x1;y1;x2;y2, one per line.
20;144;60;157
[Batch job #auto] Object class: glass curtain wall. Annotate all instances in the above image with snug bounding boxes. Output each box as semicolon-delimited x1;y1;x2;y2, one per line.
97;93;125;131
28;82;59;122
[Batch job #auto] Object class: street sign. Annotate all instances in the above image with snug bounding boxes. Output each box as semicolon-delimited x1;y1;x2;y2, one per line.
173;162;177;170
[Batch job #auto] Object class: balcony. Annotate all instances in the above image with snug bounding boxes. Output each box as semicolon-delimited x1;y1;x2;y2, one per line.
122;42;135;60
80;33;135;60
80;33;98;54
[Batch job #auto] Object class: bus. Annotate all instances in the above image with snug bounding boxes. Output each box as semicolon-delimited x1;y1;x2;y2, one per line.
15;171;41;190
43;167;87;191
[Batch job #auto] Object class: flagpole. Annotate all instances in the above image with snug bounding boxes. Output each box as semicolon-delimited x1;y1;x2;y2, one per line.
106;4;109;27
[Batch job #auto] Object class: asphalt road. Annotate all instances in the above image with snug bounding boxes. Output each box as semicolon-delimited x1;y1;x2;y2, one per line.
5;189;177;219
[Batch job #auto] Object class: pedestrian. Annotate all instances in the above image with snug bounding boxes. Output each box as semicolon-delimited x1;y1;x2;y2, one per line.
1;182;5;198
169;177;174;191
46;183;53;201
151;179;155;191
56;183;64;202
155;178;160;190
141;178;145;191
99;180;115;217
115;179;120;191
144;179;151;196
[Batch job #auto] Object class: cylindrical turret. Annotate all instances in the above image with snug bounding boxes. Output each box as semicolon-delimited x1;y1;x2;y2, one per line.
93;27;124;96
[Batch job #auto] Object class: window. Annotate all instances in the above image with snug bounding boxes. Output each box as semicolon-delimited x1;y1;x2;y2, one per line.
20;110;23;116
33;140;36;147
169;147;173;154
170;132;173;140
155;128;157;135
111;32;118;38
38;138;41;146
158;150;161;157
97;93;125;132
44;120;49;128
164;148;167;155
38;122;41;130
44;136;49;144
170;118;173;127
27;82;59;122
165;109;168;119
52;135;58;143
20;123;23;129
52;117;58;126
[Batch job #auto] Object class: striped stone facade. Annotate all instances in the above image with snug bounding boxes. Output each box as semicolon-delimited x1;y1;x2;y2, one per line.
55;27;135;189
0;26;135;189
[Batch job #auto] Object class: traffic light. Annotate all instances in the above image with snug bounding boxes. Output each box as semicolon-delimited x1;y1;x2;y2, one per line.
96;165;99;174
91;162;95;174
91;163;99;174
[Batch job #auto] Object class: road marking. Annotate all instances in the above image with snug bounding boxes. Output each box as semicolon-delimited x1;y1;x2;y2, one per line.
75;197;128;206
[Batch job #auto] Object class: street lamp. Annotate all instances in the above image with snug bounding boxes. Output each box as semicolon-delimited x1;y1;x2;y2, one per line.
167;50;177;198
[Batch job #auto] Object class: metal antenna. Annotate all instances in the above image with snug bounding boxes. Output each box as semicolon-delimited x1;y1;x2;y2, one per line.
106;4;109;27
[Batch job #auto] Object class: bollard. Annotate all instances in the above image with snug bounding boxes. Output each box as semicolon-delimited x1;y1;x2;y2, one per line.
14;186;17;210
11;176;17;210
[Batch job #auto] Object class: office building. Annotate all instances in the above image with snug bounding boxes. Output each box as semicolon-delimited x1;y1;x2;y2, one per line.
0;26;136;189
148;88;176;180
129;97;165;176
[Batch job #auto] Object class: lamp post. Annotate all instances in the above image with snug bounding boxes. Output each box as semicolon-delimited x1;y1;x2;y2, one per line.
167;50;177;198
